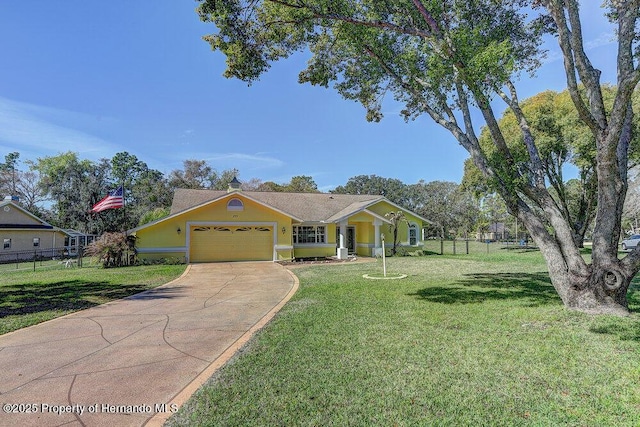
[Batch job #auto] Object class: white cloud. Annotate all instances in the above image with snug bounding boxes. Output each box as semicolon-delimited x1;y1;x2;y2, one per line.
0;96;119;160
585;32;615;50
203;152;285;169
180;129;195;138
539;29;615;67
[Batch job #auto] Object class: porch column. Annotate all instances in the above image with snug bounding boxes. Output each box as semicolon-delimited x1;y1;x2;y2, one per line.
337;220;348;259
374;219;382;257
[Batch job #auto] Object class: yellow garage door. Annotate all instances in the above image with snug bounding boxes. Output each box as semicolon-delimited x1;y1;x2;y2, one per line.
190;225;273;262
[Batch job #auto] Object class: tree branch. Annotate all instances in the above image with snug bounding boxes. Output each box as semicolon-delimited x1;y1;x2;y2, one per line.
410;0;440;35
542;0;598;133
498;80;546;189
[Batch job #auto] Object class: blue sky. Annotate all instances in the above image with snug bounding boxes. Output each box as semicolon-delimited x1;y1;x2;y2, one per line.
0;1;617;192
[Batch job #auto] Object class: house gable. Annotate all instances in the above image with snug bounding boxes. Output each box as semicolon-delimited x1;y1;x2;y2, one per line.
366;200;429;226
133;192;297;262
0;201;68;252
0;201;53;228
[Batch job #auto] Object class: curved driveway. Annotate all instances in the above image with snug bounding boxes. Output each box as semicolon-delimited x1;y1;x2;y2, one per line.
0;262;298;427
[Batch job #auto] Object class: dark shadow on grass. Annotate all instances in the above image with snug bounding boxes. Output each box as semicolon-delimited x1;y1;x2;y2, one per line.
499;246;540;253
587;283;640;341
0;280;178;318
589;320;640;342
421;250;440;256
409;272;560;306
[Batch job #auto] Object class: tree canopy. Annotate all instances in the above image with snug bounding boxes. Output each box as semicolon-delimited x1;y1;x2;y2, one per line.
198;0;640;314
463;86;640;247
2;151;328;234
332;175;410;206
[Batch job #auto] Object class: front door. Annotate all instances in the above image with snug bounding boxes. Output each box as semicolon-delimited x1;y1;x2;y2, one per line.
336;226;356;254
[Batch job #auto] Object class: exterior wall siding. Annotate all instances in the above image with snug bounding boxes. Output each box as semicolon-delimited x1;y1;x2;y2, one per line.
135;194;294;262
293;245;335;259
0;230;67;253
0;206;41;226
354;222;372;256
367;201;424;246
133;195;427;263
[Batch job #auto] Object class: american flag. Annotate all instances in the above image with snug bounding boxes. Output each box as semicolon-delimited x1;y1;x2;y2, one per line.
91;186;124;212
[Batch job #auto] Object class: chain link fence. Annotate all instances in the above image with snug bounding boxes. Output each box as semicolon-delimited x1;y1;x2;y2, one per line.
0;247;86;272
419;238;538;255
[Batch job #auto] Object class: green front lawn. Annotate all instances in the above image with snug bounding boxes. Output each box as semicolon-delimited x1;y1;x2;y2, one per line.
169;250;640;426
0;264;186;335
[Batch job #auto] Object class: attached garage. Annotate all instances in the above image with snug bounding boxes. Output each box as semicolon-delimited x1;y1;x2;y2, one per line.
189;224;274;262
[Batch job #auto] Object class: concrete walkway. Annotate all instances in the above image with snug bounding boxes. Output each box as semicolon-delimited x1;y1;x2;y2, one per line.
0;262;298;427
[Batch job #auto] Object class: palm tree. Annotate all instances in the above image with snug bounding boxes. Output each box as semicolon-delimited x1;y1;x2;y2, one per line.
385;211;407;256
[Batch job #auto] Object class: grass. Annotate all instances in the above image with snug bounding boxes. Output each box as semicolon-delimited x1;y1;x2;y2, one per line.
0;257;80;272
168;249;640;426
420;238;540;256
0;263;186;335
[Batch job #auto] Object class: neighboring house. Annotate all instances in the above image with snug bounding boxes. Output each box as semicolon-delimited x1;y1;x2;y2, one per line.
130;181;430;263
477;222;510;241
0;199;68;254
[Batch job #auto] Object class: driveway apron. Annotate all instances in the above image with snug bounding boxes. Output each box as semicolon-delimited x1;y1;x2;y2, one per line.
0;262;298;427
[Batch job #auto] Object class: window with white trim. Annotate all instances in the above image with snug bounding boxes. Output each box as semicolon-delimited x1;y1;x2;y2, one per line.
3;238;10;249
293;225;326;244
227;198;244;211
409;223;418;245
33;237;40;247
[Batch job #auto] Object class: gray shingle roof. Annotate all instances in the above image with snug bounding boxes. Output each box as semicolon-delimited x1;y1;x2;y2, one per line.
170;189;384;223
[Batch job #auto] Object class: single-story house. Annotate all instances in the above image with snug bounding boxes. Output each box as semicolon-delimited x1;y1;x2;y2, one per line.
130;180;430;263
477;222;510;241
0;199;68;254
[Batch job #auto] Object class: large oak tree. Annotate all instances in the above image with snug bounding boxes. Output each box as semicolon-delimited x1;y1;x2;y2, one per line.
198;0;640;314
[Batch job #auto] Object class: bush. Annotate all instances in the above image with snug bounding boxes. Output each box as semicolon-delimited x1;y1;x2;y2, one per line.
138;257;185;266
395;246;409;257
86;232;136;268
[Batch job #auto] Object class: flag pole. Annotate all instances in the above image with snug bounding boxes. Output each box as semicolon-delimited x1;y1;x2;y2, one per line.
122;182;127;233
122;183;127;265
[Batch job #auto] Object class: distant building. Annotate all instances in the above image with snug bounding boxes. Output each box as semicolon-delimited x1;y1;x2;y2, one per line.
477;222;510;241
0;199;68;253
63;229;98;255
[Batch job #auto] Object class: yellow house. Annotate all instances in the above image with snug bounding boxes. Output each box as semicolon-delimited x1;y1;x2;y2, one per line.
0;200;68;255
130;182;430;263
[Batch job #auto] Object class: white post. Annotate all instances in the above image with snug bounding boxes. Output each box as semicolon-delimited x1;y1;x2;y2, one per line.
374;219;381;257
381;233;386;277
337;221;349;260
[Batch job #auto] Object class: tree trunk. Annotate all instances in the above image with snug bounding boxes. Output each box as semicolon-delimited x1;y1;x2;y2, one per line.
572;230;586;249
525;211;631;316
548;264;631;316
392;227;398;255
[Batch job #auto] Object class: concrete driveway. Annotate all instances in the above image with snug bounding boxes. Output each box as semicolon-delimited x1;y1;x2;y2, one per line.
0;262;298;427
